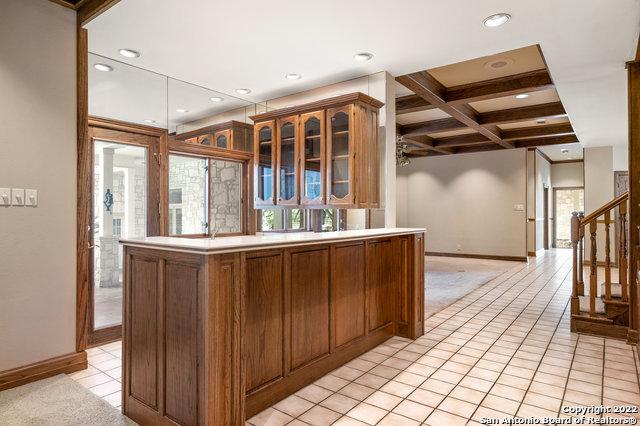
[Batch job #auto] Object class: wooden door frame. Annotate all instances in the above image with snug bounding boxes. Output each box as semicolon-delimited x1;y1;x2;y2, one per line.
543;186;550;250
614;171;630;266
77;116;167;349
552;186;584;248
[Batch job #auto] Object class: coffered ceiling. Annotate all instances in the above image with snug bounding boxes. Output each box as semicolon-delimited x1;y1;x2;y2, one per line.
85;0;640;149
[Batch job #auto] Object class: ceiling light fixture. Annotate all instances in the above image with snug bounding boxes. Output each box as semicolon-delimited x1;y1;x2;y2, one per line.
515;94;529;99
94;63;113;72
561;149;569;154
353;52;374;62
536;119;547;124
175;108;188;113
235;88;251;95
483;13;511;28
144;119;156;124
119;49;140;58
285;73;302;80
210;96;224;102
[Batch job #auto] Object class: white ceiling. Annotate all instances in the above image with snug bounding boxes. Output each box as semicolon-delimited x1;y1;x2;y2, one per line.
538;143;584;162
86;0;639;148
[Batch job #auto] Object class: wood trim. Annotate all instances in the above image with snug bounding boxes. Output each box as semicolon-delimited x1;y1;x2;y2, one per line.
0;351;87;391
168;139;252;161
396;94;434;114
76;26;90;352
89;116;166;137
77;0;120;26
250;92;383;122
536;148;553;165
425;251;527;262
552;159;583;165
47;0;78;9
173;121;253;141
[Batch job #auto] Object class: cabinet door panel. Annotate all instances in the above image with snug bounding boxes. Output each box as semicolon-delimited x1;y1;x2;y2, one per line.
326;105;354;206
300;111;325;206
277;116;299;205
332;243;366;348
367;239;396;331
214;129;231;149
244;252;284;392
289;247;330;369
254;122;276;206
164;261;199;426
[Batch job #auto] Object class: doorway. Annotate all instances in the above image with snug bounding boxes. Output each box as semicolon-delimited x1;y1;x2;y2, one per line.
553;187;585;248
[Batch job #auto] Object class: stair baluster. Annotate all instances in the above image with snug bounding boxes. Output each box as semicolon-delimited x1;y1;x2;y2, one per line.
571;212;580;316
578;212;585;296
589;220;598;317
620;202;628;302
604;211;612;300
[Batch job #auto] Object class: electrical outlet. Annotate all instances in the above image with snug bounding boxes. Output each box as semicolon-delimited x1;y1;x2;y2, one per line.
0;188;9;206
457;244;462;251
11;188;24;206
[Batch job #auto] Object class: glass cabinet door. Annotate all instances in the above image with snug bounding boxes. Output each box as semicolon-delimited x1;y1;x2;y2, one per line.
215;129;230;149
254;121;275;206
277;116;299;205
327;105;353;205
300;111;325;205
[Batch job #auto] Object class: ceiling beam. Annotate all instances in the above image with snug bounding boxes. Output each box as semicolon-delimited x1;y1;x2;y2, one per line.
445;70;554;105
396;72;512;148
403;136;453;154
432;133;490;148
78;0;120;26
400;118;467;137
513;134;579;148
454;144;506;154
501;123;574;141
396;95;436;114
478;102;566;125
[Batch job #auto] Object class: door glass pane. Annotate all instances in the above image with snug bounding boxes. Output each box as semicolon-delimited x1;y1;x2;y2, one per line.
303;117;322;200
168;155;208;235
330;111;349;199
93;140;147;329
257;126;273;201
280;122;296;201
555;188;584;248
210;160;243;233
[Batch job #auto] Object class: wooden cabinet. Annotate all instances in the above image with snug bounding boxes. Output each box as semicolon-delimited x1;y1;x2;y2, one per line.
250;92;383;208
173;120;253;152
254;121;276;207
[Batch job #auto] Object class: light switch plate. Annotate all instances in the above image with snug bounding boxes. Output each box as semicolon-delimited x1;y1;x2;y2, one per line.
0;188;9;206
514;204;525;211
12;188;24;206
25;189;38;207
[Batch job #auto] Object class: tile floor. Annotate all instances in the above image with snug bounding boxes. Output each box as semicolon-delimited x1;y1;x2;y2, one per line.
70;250;640;425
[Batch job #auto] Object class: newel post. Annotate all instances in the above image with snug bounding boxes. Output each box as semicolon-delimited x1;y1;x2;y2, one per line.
571;212;580;316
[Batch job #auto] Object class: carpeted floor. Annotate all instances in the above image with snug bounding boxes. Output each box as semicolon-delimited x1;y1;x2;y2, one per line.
0;374;135;425
425;255;521;317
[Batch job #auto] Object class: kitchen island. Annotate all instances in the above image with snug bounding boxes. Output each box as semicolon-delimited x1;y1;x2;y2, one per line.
120;228;425;425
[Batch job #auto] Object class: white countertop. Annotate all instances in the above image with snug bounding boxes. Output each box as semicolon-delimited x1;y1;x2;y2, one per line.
120;228;425;254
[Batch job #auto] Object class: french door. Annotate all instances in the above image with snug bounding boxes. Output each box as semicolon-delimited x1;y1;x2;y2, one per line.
84;119;161;346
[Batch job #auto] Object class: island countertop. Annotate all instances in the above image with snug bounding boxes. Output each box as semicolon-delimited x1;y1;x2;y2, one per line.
120;227;425;254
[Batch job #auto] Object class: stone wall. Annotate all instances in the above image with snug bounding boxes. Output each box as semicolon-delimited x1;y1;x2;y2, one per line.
210;160;243;234
168;156;207;234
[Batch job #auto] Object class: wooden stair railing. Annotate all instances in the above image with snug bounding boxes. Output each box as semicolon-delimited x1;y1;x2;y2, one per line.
571;192;629;335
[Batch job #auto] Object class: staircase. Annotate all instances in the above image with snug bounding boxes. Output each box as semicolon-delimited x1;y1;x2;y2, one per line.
570;192;630;339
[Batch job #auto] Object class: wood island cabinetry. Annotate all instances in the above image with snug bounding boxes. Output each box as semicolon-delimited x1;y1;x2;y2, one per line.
121;228;425;425
250;92;383;208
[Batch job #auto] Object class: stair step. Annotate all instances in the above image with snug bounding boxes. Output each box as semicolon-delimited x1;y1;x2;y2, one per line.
578;295;606;315
599;282;622;298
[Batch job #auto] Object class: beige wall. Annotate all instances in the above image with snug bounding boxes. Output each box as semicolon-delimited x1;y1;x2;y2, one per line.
0;0;77;371
396;149;527;258
551;162;584;188
584;146;614;262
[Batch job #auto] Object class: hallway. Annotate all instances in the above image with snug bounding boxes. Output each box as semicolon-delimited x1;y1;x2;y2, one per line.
71;250;640;425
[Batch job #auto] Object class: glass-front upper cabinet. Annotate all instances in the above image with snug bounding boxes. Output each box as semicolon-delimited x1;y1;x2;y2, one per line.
300;111;325;206
277;115;299;205
327;105;354;205
254;121;276;206
214;129;230;149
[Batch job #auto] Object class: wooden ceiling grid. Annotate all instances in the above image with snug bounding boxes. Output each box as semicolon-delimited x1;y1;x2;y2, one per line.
396;48;579;157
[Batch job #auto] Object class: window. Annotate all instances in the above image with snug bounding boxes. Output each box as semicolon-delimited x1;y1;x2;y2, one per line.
112;218;122;237
168;155;208;235
258;209;307;232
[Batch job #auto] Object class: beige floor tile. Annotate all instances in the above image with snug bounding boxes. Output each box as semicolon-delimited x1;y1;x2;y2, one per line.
449;385;486;405
394;371;427;387
517;403;558;419
523;391;562;412
76;372;112;388
379;380;415;398
296;384;334;403
369;365;400;380
89;380;121;397
392;400;433;422
438;396;477;418
563;389;602;406
346;402;388;425
472;406;512;423
459;376;493;392
407;388;446;407
249;408;293;426
481;394;520;415
319;393;359;414
430;369;464;385
424;409;468;426
353;373;389;390
102;391;121;408
332;416;368;426
274;395;315;417
419;378;456;395
314;374;349;392
378;412;420;425
603;387;640;405
338;383;376;401
363;391;402;411
299;405;341;426
528;381;565;399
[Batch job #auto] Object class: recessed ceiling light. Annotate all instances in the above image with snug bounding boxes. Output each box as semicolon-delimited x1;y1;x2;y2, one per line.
235;88;251;95
561;149;569;154
483;58;515;70
210;96;224;102
144;119;156;124
119;49;140;58
94;63;113;72
175;108;188;113
353;52;374;62
483;13;511;28
515;94;529;99
536;119;547;124
285;73;302;80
